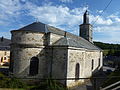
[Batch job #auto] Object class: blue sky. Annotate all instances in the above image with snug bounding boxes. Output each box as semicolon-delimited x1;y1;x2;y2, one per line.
0;0;120;44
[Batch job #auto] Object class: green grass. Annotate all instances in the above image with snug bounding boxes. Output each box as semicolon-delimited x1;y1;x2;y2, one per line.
0;73;67;90
29;78;67;90
0;72;27;89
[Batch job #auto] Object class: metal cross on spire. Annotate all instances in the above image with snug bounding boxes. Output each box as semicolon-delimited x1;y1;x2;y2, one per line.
84;0;89;11
35;17;39;23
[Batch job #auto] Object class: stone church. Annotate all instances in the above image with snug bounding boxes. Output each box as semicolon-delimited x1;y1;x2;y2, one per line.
10;11;103;87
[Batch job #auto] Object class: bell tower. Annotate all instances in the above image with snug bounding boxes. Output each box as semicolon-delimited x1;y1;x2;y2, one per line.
80;10;93;43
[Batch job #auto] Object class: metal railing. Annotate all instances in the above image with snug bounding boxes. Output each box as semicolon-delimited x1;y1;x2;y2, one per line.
100;81;120;90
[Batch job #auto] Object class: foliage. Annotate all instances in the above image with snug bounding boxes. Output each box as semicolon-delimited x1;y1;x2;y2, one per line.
94;41;120;56
94;42;120;50
0;73;67;90
30;78;67;90
47;79;67;90
0;72;27;89
103;50;109;56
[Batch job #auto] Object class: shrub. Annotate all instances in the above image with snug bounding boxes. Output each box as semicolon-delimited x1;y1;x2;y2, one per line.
0;72;27;89
30;79;67;90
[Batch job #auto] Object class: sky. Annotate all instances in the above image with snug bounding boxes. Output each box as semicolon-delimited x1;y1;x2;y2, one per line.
0;0;120;44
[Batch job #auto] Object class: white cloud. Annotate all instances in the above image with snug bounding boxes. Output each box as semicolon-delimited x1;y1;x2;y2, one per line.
90;15;113;25
0;32;11;39
96;17;113;25
1;0;120;43
93;22;120;43
96;10;103;14
0;0;115;31
93;13;120;43
25;3;84;30
108;14;120;23
0;0;23;25
94;25;120;32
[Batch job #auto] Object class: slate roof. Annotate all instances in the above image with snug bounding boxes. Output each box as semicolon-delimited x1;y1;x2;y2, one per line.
0;37;11;50
18;22;65;35
14;22;101;50
18;22;49;33
53;37;101;50
53;37;83;48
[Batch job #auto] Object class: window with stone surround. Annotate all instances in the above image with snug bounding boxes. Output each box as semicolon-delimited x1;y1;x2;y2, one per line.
75;63;80;81
29;57;39;76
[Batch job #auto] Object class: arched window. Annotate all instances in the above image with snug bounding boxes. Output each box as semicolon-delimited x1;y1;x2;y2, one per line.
1;57;3;62
75;63;80;81
98;58;100;67
91;59;94;70
29;57;39;76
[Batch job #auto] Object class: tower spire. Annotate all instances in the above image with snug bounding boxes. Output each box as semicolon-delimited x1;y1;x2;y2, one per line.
79;10;93;43
83;10;89;24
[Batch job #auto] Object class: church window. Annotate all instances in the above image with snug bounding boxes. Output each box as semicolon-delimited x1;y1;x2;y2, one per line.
4;52;7;55
29;57;39;76
91;59;94;70
26;32;29;34
98;58;100;67
75;63;80;81
4;57;6;60
1;57;3;62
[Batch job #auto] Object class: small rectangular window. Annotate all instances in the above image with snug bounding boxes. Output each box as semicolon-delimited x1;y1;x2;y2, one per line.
4;57;6;60
98;58;100;67
4;52;7;55
92;59;94;70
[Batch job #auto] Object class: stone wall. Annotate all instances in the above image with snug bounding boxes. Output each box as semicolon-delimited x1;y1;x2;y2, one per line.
51;46;68;84
11;31;49;78
67;47;85;86
49;33;63;45
10;30;103;87
84;50;102;77
11;46;47;78
11;31;45;45
66;47;102;87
